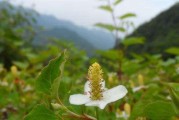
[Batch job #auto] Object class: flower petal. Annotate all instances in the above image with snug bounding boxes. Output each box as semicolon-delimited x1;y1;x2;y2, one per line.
84;81;91;96
69;94;90;105
85;101;99;107
132;85;148;92
85;100;107;109
103;85;127;103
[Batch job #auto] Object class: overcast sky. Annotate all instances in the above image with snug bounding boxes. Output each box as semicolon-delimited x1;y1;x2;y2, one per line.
10;0;178;28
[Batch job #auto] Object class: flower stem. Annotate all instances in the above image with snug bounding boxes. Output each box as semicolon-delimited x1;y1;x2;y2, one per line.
95;107;99;120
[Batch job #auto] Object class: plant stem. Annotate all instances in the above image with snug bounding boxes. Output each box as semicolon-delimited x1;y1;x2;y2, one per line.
95;107;99;120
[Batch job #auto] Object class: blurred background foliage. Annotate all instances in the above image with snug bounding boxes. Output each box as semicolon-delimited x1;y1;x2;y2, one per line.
0;0;179;120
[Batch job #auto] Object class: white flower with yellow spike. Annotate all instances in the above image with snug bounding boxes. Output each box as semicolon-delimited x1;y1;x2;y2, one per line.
69;62;127;109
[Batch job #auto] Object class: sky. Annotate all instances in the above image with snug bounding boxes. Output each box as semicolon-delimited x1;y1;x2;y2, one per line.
10;0;179;28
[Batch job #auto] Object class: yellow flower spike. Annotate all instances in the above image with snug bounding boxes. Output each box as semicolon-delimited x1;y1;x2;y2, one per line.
138;74;144;86
69;62;127;109
11;65;18;76
88;62;103;100
124;103;131;115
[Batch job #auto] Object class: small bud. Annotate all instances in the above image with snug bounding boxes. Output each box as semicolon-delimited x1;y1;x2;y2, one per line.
124;103;131;115
11;66;18;76
138;74;144;86
51;103;62;110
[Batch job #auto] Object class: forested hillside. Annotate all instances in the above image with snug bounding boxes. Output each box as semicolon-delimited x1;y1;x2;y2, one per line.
126;3;179;58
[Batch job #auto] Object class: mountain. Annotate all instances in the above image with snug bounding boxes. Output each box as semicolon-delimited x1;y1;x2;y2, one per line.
0;1;115;55
35;14;115;50
125;3;179;58
34;27;96;54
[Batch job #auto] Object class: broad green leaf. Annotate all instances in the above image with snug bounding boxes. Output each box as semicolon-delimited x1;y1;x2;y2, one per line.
99;5;113;12
51;53;66;98
165;47;179;55
24;104;57;120
119;13;136;20
36;50;66;95
114;0;122;5
122;37;145;46
130;100;176;120
130;100;151;120
95;23;116;31
144;101;176;120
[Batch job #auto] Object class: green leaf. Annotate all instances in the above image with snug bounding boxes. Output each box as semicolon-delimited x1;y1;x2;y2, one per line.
122;37;145;46
36;50;66;95
99;5;113;12
130;100;152;120
51;54;66;98
97;50;123;60
119;13;136;20
114;0;122;5
95;23;116;31
167;83;179;92
165;47;179;55
95;23;125;32
170;88;179;114
165;83;179;113
130;100;176;120
24;104;57;120
144;101;176;120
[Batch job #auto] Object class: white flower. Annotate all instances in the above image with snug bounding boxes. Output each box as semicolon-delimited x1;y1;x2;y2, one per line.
69;81;127;109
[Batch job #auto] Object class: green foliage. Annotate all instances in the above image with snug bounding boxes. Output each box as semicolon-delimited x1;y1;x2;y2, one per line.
36;51;66;95
119;13;136;20
95;23;116;32
122;37;145;47
144;101;176;120
166;47;179;55
0;1;35;68
96;0;136;44
99;5;113;12
113;0;122;6
24;104;57;120
126;3;179;58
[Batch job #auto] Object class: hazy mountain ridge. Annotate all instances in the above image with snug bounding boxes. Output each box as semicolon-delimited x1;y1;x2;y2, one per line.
34;27;96;54
36;14;115;50
0;1;115;54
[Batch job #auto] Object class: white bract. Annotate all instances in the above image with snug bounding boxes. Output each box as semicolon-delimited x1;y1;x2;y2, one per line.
69;81;127;109
132;85;148;92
